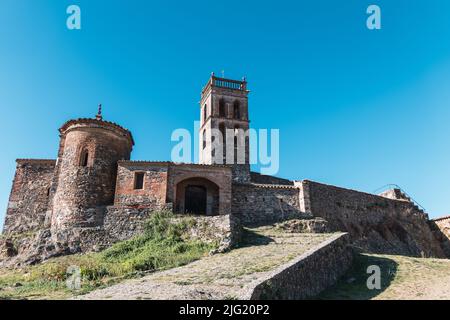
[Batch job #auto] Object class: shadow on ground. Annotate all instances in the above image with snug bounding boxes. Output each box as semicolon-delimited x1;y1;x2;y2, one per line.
238;228;275;248
317;252;398;300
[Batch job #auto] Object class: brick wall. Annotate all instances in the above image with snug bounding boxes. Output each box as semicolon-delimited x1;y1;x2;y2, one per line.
3;160;55;234
114;162;168;209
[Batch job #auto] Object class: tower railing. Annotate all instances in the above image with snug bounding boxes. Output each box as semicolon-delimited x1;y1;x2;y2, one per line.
202;75;247;94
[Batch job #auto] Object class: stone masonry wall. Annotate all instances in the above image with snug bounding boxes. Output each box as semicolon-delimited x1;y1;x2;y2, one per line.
304;180;445;257
232;184;312;227
250;172;294;186
103;207;239;251
432;216;450;238
3;160;55;234
51;124;132;231
114;162;168;209
243;233;353;300
430;216;450;258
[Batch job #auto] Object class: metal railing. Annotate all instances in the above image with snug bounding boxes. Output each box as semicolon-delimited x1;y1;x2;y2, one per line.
212;76;246;90
373;184;427;212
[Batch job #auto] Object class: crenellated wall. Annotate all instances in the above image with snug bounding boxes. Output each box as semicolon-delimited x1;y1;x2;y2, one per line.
3;159;55;234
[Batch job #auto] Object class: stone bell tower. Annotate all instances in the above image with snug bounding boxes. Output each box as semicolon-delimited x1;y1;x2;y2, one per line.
199;73;250;183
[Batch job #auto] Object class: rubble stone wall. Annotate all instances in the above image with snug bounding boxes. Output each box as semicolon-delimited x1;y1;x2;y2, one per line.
51;124;132;231
244;233;353;300
231;184;311;226
430;216;450;257
304;180;445;257
3;159;55;234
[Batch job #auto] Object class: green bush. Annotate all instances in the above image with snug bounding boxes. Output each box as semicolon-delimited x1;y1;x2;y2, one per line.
101;211;215;274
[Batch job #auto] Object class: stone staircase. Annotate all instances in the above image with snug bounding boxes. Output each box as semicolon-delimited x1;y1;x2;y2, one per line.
378;185;428;218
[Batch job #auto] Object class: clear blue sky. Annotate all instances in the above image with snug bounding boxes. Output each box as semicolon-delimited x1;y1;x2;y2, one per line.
0;0;449;230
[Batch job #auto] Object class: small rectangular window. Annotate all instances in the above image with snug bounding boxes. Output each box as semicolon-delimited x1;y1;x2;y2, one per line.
134;172;145;190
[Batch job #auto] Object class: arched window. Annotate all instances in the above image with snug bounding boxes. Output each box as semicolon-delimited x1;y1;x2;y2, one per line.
203;130;207;149
233;100;241;119
234;125;239;163
219;98;225;117
219;123;226;163
80;150;89;167
203;104;207;122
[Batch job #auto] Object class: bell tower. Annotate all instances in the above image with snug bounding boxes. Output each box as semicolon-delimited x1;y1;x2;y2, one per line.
199;73;250;183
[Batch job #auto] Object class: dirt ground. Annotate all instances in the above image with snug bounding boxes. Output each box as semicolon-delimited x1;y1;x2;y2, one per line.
320;253;450;300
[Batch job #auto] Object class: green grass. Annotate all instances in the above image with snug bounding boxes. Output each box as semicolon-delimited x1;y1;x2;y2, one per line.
0;211;217;300
318;253;450;300
317;253;398;300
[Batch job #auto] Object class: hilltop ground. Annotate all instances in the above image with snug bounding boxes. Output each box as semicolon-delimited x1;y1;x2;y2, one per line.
1;213;449;300
76;227;334;300
319;253;450;300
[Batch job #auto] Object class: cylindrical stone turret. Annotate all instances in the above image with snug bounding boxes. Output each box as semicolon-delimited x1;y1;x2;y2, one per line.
50;116;134;231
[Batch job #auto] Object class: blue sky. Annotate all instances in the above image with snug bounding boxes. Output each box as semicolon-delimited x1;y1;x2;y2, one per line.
0;0;449;229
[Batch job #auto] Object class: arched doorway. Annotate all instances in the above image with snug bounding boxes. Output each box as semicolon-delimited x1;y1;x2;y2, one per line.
175;177;220;215
185;185;207;214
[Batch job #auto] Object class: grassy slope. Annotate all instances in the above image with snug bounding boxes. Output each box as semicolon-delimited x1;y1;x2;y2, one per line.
0;211;216;300
319;253;450;300
77;227;336;300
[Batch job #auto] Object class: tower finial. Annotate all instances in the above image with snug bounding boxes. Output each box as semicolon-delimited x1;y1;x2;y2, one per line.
96;104;103;120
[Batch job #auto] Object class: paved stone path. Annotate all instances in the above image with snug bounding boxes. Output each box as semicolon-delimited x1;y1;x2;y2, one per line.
77;227;334;300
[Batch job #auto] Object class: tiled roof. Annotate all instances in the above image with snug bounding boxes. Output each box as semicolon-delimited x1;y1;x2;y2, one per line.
59;118;134;145
118;160;231;169
433;215;450;222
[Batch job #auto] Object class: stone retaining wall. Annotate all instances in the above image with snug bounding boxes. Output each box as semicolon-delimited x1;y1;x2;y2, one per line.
241;233;352;300
104;207;240;251
303;180;445;257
